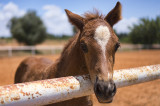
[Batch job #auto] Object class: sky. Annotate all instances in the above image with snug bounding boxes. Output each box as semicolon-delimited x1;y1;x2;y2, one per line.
0;0;160;37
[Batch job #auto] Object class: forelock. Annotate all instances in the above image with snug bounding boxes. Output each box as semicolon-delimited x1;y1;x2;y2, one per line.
83;10;104;21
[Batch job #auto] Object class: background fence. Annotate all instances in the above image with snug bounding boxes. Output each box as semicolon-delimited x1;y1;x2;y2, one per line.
1;44;160;57
0;46;63;56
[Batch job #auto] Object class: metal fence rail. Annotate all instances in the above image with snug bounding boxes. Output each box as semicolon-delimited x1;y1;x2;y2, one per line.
0;64;160;106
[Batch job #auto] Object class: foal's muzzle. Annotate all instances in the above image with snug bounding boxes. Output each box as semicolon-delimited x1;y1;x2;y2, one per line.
94;76;116;103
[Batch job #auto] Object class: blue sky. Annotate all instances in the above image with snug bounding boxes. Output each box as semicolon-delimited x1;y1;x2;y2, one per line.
0;0;160;37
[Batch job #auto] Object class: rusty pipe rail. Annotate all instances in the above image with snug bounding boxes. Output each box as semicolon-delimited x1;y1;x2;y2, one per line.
0;64;160;106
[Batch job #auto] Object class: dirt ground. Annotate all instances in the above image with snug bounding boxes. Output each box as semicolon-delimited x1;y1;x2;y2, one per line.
0;50;160;106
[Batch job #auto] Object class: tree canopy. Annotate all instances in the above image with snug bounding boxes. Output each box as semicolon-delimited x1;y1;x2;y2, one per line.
129;16;160;44
9;11;47;45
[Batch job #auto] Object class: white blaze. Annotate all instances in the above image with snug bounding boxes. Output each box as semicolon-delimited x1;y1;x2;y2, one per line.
94;25;111;81
94;25;111;59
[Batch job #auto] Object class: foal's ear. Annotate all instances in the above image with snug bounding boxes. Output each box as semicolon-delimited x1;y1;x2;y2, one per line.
65;9;85;31
104;2;122;27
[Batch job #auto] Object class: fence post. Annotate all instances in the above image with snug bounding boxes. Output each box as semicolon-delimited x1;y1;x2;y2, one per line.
52;48;55;54
31;47;35;55
8;47;12;57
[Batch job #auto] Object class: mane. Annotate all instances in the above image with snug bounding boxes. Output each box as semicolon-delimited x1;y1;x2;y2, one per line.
83;9;104;21
60;32;80;56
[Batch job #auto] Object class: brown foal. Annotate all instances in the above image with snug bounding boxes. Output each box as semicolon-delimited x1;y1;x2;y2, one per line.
15;2;122;106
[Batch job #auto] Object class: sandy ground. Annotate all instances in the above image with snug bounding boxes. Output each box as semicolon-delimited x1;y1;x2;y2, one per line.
0;50;160;106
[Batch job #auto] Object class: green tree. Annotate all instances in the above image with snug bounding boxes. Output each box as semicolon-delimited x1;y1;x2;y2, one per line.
9;11;47;45
114;29;131;43
129;16;160;46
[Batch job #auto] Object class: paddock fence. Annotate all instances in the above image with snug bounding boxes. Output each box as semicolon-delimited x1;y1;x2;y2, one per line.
0;64;160;106
1;44;160;57
0;46;64;56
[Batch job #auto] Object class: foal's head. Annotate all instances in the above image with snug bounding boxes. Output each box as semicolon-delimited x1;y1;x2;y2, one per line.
65;2;122;103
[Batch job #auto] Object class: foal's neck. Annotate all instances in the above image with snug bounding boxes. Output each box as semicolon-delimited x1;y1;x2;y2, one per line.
53;32;88;77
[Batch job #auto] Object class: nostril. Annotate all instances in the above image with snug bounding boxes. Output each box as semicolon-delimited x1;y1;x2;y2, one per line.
94;77;105;95
96;84;103;94
112;83;117;96
113;84;116;92
97;85;101;93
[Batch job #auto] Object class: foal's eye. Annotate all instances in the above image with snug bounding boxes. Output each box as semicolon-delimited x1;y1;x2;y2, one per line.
115;42;120;51
80;42;88;53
